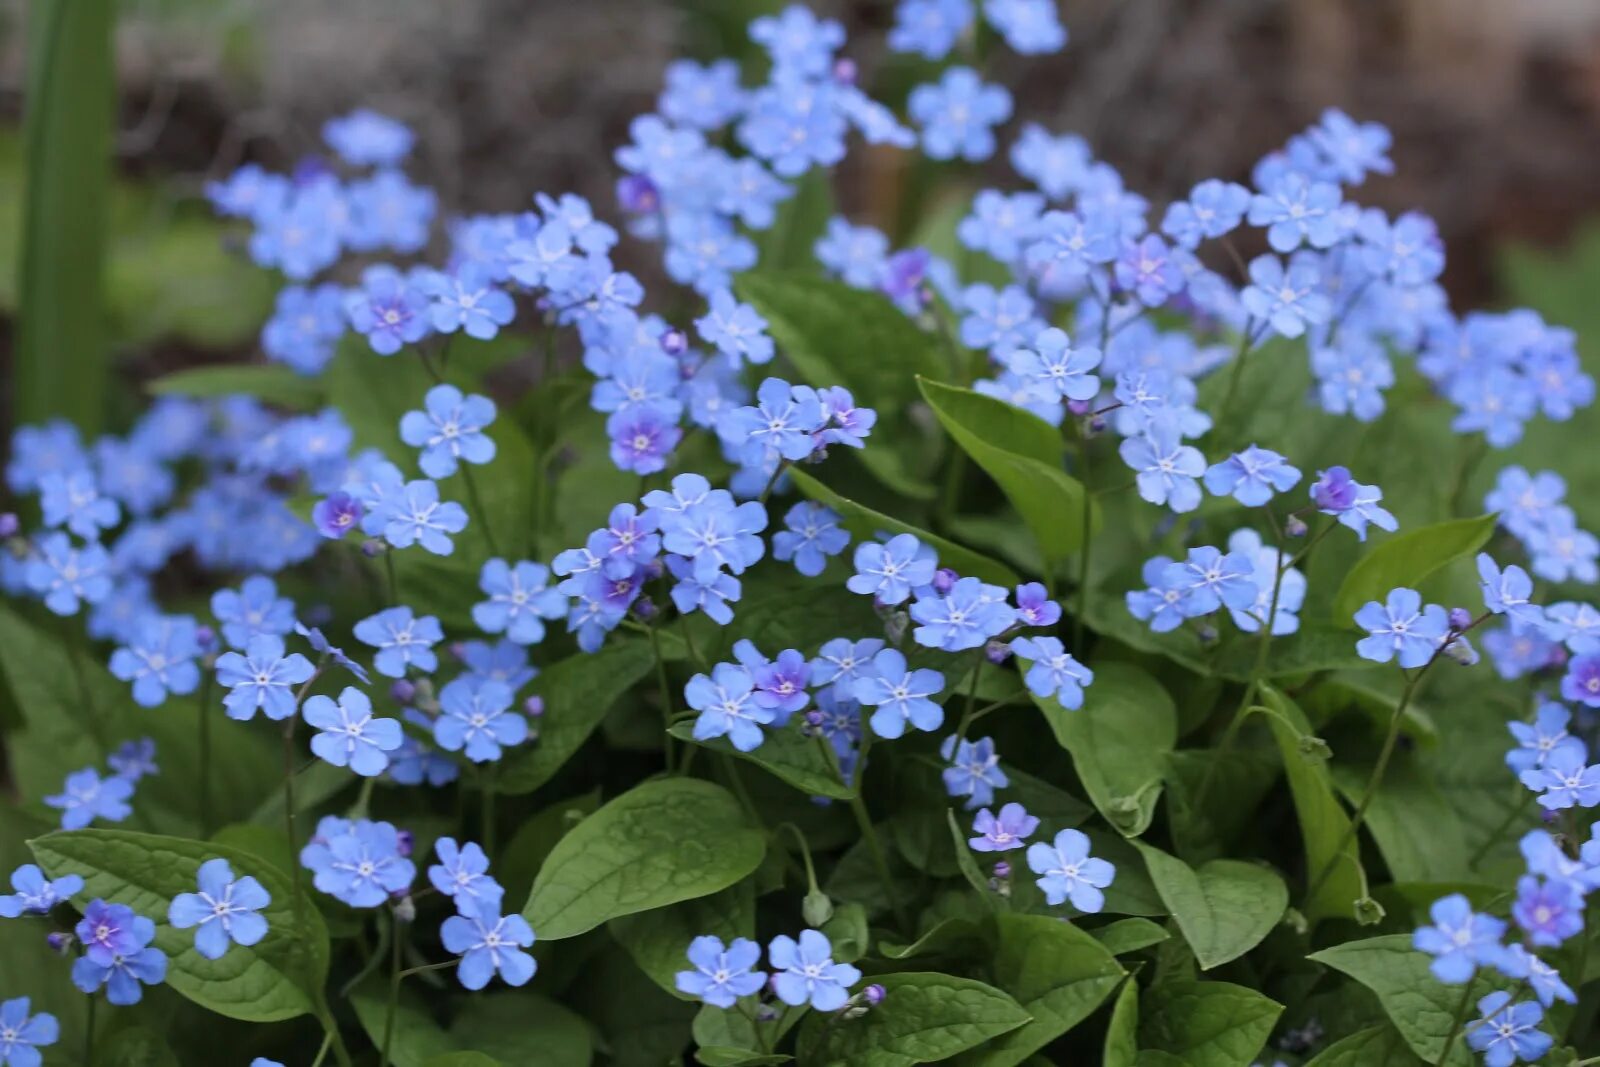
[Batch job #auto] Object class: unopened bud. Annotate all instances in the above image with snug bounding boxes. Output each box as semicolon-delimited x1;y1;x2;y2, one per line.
883;611;909;645
0;513;18;538
391;895;416;923
1447;607;1472;631
993;860;1011;880
1196;624;1219;644
361;538;385;558
833;57;858;85
1066;399;1092;417
932;567;959;595
863;984;885;1006
802;890;834;927
660;328;688;355
985;639;1012;665
1088;416;1107;435
195;625;217;652
395;830;414;858
1284;514;1308;537
804;708;826;730
523;695;545;718
46;931;71;955
390;679;417;704
633;598;659;621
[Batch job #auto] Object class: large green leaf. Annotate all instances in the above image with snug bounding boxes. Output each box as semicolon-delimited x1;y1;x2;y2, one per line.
1309;935;1496;1066
788;467;1019;587
1261;684;1370;923
496;639;657;795
352;986;590;1067
16;0;113;433
146;363;324;409
1034;661;1176;837
670;719;855;799
609;881;755;998
951;914;1124;1066
100;1027;180;1067
1092;918;1171;957
1104;980;1140;1067
795;972;1031;1067
30;828;329;1022
1131;844;1287;970
1303;1026;1421;1066
1330;514;1497;626
523;777;764;939
1136;981;1282;1067
1331;759;1469;884
918;377;1095;568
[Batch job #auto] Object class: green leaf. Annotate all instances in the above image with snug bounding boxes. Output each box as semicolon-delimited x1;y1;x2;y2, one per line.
1131;844;1287;970
1331;514;1498;626
30;828;329;1022
670;717;854;799
695;1049;792;1067
146;363;324;409
423;1056;502;1067
349;985;458;1067
610;881;755;998
951;914;1124;1066
788;467;1019;587
1331;759;1469;884
753;170;834;273
1092;918;1171;957
451;991;594;1067
822;901;872;964
918;377;1095;568
100;1027;180;1067
1309;935;1496;1065
1033;661;1176;837
16;0;113;433
795;972;1032;1067
693;1002;801;1063
495;790;602;905
1104;980;1140;1067
1261;684;1370;923
947;807;999;900
496;640;657;794
1137;981;1283;1067
523;777;765;939
879;915;990;960
1303;1025;1421;1066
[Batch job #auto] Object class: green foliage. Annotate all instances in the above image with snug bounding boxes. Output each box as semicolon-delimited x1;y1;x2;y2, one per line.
794;972;1031;1067
1330;514;1498;625
1131;844;1288;970
1136;981;1283;1066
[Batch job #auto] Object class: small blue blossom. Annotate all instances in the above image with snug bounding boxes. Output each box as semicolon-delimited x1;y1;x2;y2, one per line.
1164;546;1261;616
811;638;885;691
1126;555;1193;633
323;109;413;166
344;267;431;356
1005;326;1101;401
211;575;297;650
107;738;158;782
0;864;83;918
428;838;503;908
473;559;568;645
399;384;498;479
1161;179;1251;248
1413;893;1508;983
1120;422;1206;513
1026;829;1115;912
1011;636;1095;708
768;930;861;1011
889;0;973;59
675;935;766;1008
24;533;112;615
909;67;1012;162
941;735;1008;808
1512;875;1583;948
687;663;773;752
167;858;271;960
216;634;317;721
1354;588;1450;669
435;676;525;762
304;687;404;777
1498;944;1577;1008
109;615;202;707
721;377;825;465
456;639;536;693
1010;124;1091;201
815;217;889;288
0;997;58;1066
1240;255;1332;340
1467;992;1552;1067
381;479;469;555
958;189;1045;263
696;289;774;367
300;816;415;907
1519;744;1600;810
983;0;1066;54
1114;234;1185;307
772;502;850;577
1248;173;1345;252
441;897;537;990
71;900;167;1005
1310;467;1398;541
853;648;945;739
969;802;1039;852
911;577;1017;652
1203;445;1302;506
39;470;120;541
353;606;444;679
1477;553;1544;633
847;533;938;605
419;266;514;340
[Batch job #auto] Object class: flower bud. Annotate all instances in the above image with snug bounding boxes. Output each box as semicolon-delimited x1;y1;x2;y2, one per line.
1284;514;1308;538
390;679;417;704
993;860;1011;880
883;611;909;645
1447;607;1472;631
633;598;659;621
361;538;385;558
616;174;661;216
804;708;826;731
523;695;545;718
0;513;18;538
46;931;71;955
195;625;217;653
659;328;688;355
395;830;414;858
1066;399;1092;417
391;895;416;923
1196;624;1219;644
802;889;834;927
756;1004;779;1022
932;567;959;595
832;57;858;85
863;984;886;1006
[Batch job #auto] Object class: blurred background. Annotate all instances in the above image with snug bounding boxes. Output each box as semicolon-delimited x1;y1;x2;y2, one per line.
4;0;1600;437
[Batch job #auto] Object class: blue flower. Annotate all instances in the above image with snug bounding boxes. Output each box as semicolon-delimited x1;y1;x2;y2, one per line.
1519;745;1600;810
911;577;1017;652
347;170;436;254
960;284;1043;355
211;575;297;650
312;492;362;539
768;930;861;1011
1005;326;1101;402
300;817;415;907
1126;555;1194;633
817;387;877;450
1119;422;1205;513
71;900;167;1005
958;189;1045;263
167;858;271;960
696;289;774;367
675;935;767;1008
687;664;773;752
1310;467;1397;541
660;59;746;130
0;864;83;918
1161;178;1250;247
910;67;1012;162
387;709;460;789
889;0;973;59
435;677;525;762
0;997;58;1067
1477;553;1544;633
941;735;1008;808
666;555;743;625
853;648;945;740
1024;210;1119;288
428;838;503;909
441;897;537;990
1011;636;1094;708
45;768;132;830
970;802;1039;852
1163;546;1261;616
749;6;844;76
1467;992;1552;1067
1013;582;1061;627
983;0;1066;54
1413;893;1508;983
1010;124;1092;201
263;284;346;374
24;533;112;615
1312;338;1394;421
304;687;404;777
1354;588;1449;669
216;634;317;721
353;606;443;679
39;470;120;541
1226;529;1306;635
1498;944;1577;1008
323;109;414;166
1203;446;1302;506
1240;255;1331;340
772;502;850;577
1507;703;1585;774
456;639;536;693
1248;172;1345;252
607;406;683;475
1026;829;1115;912
6;420;88;495
847;533;938;605
106;738;158;783
722;378;825;465
399;384;498;479
659;497;767;576
1114;234;1185;307
107;614;202;708
815;217;889;288
1306;108;1393;184
381;480;469;555
811;638;885;690
473;559;568;645
1512;875;1583;948
344;267;431;356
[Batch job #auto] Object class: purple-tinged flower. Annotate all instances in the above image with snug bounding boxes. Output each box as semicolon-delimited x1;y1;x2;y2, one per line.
313;492;362;540
167;858;271;960
1512;875;1583;948
1354;588;1449;669
1114;234;1185;307
441;897;537;990
675;935;766;1008
607;406;681;475
1026;829;1115;912
1560;654;1600;708
1013;582;1060;627
71;901;166;1005
344;268;431;355
768;930;861;1011
969;803;1039;852
0;864;83;918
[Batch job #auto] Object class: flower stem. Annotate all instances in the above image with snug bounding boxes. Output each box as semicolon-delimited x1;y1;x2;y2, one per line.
850;732;908;931
480;763;498;857
648;622;676;771
460;465;502;560
1433;976;1478;1067
197;671;214;838
1468;791;1535;871
383;548;402;606
955;651;985;743
1212;318;1258;436
758;459;791;505
380;912;405;1067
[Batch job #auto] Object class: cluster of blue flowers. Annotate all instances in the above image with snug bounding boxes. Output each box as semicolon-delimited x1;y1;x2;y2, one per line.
676;929;868;1014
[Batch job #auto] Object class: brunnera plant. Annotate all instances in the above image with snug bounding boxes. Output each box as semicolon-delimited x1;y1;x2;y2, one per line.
2;3;1598;1066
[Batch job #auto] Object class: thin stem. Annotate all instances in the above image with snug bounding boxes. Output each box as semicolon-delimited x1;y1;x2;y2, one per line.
955;652;985;743
648;622;676;771
380;913;405;1067
758;459;791;505
383;548;401;606
460;465;503;560
1433;977;1478;1067
776;822;821;894
398;959;460;980
1468;792;1535;870
849;732;909;931
310;1029;335;1067
734;999;771;1054
1212;319;1258;436
282;663;324;1003
683;623;709;671
1073;430;1093;649
197;671;214;837
480;764;498;858
720;754;763;831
